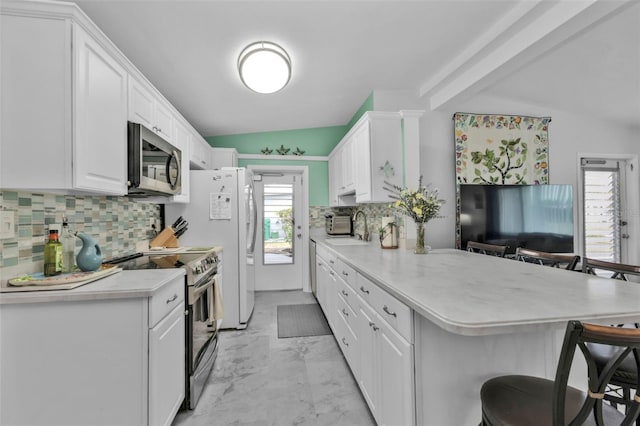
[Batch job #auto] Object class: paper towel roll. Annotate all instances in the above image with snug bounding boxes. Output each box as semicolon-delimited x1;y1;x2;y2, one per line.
381;216;398;248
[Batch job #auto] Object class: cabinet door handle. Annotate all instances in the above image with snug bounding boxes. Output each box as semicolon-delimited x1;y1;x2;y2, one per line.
341;290;348;297
342;271;349;276
360;286;370;294
341;337;349;347
166;294;178;304
329;271;335;276
369;321;379;331
342;308;349;317
383;305;397;317
329;260;335;264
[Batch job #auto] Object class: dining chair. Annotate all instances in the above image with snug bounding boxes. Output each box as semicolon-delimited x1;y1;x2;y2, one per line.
584;258;640;281
583;258;640;418
515;247;580;271
466;241;507;258
481;321;640;426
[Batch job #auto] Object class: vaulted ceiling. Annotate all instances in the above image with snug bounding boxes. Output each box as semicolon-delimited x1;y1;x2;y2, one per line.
68;0;639;136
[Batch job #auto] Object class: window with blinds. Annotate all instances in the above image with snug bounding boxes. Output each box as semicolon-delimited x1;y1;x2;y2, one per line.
582;160;621;263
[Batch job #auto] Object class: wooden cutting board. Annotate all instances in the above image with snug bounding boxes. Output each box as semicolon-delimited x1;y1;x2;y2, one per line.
2;265;122;292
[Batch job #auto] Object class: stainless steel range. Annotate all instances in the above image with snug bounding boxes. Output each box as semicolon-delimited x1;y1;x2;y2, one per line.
107;249;220;409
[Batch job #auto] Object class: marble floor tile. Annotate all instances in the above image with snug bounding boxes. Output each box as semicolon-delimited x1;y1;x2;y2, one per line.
173;290;375;426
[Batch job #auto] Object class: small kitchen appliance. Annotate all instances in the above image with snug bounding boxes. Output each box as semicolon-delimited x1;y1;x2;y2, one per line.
127;121;182;197
105;249;220;410
325;214;352;236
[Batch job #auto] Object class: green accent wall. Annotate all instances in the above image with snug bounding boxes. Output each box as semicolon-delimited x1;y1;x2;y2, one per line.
237;158;328;207
207;126;347;156
345;92;374;131
205;91;375;207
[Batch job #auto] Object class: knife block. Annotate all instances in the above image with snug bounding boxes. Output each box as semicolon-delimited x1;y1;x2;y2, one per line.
150;227;180;248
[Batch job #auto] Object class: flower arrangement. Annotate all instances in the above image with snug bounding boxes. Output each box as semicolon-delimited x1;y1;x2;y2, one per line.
385;177;444;254
385;176;444;224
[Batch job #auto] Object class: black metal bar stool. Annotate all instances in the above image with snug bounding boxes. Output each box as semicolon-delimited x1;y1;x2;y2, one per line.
481;321;640;425
583;258;640;419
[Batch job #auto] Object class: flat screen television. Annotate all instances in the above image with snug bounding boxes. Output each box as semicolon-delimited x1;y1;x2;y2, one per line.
459;184;574;254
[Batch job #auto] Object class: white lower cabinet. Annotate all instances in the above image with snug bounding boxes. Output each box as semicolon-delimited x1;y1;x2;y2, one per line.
358;297;414;426
149;303;185;426
315;247;415;425
0;276;185;426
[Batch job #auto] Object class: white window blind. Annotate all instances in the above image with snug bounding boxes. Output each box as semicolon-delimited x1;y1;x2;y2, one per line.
582;161;621;263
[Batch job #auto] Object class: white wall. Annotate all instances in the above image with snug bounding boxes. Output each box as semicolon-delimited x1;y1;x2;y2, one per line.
383;91;639;249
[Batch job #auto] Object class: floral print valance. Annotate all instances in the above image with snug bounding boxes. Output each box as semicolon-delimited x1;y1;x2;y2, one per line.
454;113;551;185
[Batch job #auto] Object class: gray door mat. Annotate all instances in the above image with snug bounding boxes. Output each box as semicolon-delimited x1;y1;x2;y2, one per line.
277;303;332;338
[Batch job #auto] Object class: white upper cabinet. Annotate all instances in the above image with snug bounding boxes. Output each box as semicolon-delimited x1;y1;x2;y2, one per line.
128;77;174;143
210;147;238;169
1;10;128;195
190;135;213;170
354;113;403;203
1;0;208;197
73;26;128;194
328;112;403;205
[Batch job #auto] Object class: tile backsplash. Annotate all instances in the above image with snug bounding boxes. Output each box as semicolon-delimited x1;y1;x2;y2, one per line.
309;203;406;243
0;190;160;282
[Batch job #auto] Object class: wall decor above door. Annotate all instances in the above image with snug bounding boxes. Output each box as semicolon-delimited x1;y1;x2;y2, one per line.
454;113;551;185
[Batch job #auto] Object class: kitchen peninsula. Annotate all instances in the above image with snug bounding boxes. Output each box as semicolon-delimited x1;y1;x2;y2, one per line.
312;233;640;426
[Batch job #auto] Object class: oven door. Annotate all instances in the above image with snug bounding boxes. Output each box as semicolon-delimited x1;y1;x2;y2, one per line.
186;272;219;409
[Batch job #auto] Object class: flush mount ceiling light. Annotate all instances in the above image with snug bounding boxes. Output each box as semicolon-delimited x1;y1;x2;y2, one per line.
238;41;291;94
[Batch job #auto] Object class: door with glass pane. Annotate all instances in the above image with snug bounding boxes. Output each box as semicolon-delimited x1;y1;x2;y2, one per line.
581;158;630;264
253;173;303;290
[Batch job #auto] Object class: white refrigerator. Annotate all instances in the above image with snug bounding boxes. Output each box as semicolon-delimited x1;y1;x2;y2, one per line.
166;168;256;329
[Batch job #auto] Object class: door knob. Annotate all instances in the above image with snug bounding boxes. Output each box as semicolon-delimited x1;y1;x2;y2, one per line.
297;233;302;239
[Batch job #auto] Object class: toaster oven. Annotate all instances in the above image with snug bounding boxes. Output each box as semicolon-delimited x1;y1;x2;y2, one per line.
325;214;352;236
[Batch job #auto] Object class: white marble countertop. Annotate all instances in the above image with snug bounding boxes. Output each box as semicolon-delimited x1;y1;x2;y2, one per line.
0;269;185;305
312;233;640;336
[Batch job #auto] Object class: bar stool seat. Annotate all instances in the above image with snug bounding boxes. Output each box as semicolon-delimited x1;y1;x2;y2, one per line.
480;321;640;426
482;375;624;425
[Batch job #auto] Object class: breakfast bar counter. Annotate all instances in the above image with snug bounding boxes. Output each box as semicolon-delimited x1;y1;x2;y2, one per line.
312;233;640;425
313;234;640;336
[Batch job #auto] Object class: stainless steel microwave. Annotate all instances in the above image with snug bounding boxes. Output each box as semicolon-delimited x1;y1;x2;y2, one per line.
127;121;182;197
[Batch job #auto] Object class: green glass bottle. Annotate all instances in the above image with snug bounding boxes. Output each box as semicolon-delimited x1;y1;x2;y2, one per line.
44;229;62;276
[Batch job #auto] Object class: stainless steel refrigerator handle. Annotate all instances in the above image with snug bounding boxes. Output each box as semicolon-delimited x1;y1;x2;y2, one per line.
249;181;258;254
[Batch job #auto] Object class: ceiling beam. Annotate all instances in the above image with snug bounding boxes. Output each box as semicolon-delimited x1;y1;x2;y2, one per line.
425;0;634;111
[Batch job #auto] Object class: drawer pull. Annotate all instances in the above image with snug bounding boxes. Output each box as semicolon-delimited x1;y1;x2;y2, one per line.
341;337;349;347
369;321;379;331
360;286;370;294
383;305;397;317
342;271;349;276
166;294;178;304
342;308;349;317
341;290;348;297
